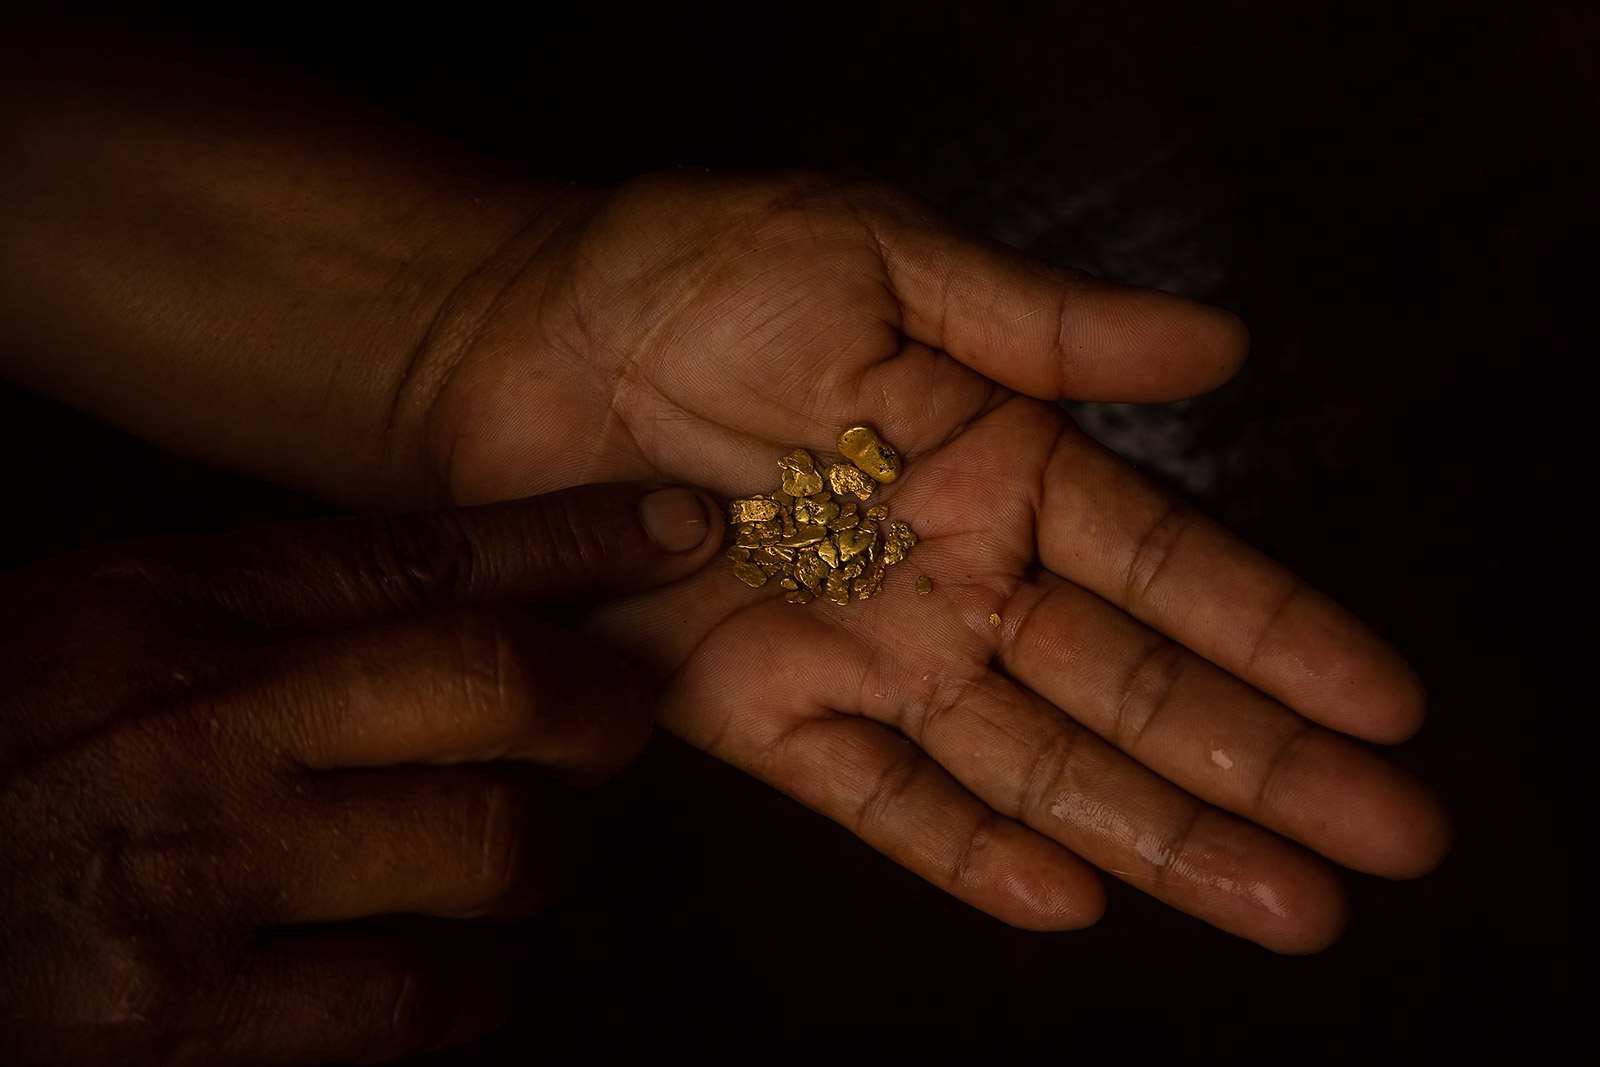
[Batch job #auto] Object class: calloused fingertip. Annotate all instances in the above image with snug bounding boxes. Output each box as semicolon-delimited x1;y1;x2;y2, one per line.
1369;777;1455;881
1068;280;1252;402
1258;866;1351;956
1366;657;1431;745
546;649;658;789
1152;291;1251;397
1212;308;1251;387
427;943;521;1056
985;855;1108;932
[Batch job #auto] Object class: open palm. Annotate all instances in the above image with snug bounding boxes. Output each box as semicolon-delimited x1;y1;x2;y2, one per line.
429;170;1449;952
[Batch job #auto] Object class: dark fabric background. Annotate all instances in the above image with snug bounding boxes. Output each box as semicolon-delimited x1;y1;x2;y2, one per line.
6;1;1592;1062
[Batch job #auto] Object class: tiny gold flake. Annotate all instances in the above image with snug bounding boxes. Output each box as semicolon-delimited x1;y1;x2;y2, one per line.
989;613;1001;627
726;431;919;608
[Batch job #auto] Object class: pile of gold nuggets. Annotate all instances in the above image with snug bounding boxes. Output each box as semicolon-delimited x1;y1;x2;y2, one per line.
725;426;927;606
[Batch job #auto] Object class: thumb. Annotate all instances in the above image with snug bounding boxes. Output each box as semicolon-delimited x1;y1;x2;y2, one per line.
859;187;1250;402
186;482;723;629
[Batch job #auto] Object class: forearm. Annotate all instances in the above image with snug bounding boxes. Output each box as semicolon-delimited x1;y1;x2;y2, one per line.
0;14;573;510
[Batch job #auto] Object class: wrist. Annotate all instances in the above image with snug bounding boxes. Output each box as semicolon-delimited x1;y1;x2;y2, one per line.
410;182;612;509
0;16;585;512
356;178;592;511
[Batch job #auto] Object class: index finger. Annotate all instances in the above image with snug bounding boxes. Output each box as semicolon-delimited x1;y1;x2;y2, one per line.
180;483;721;630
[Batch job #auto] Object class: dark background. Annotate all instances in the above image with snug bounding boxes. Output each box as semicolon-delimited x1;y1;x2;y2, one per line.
6;1;1592;1062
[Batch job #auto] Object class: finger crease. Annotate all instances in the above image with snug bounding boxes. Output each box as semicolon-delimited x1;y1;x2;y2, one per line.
1253;721;1315;819
1122;500;1190;611
1016;726;1079;821
1112;638;1186;754
1150;803;1204;888
852;746;922;840
1243;579;1309;677
1052;280;1075;398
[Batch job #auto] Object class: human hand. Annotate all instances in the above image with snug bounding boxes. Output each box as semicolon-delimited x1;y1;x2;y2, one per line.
0;483;721;1065
422;170;1452;952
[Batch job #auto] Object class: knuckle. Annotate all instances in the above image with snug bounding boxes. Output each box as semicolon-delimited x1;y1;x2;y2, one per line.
946;810;1000;893
447;608;532;742
521;490;611;575
366;963;459;1060
52;936;196;1060
444;609;655;784
462;777;538;914
359;510;481;609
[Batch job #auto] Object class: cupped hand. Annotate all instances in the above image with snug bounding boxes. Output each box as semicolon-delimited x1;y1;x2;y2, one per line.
426;170;1451;952
0;483;721;1065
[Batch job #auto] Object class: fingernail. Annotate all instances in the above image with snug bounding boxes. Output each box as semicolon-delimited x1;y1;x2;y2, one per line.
639;488;710;552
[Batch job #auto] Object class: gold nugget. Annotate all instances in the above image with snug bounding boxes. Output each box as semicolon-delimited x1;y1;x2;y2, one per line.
989;613;1001;627
827;462;875;500
838;426;901;484
734;561;770;588
778;449;825;497
725;432;919;607
916;576;933;595
882;521;917;566
727;498;779;524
